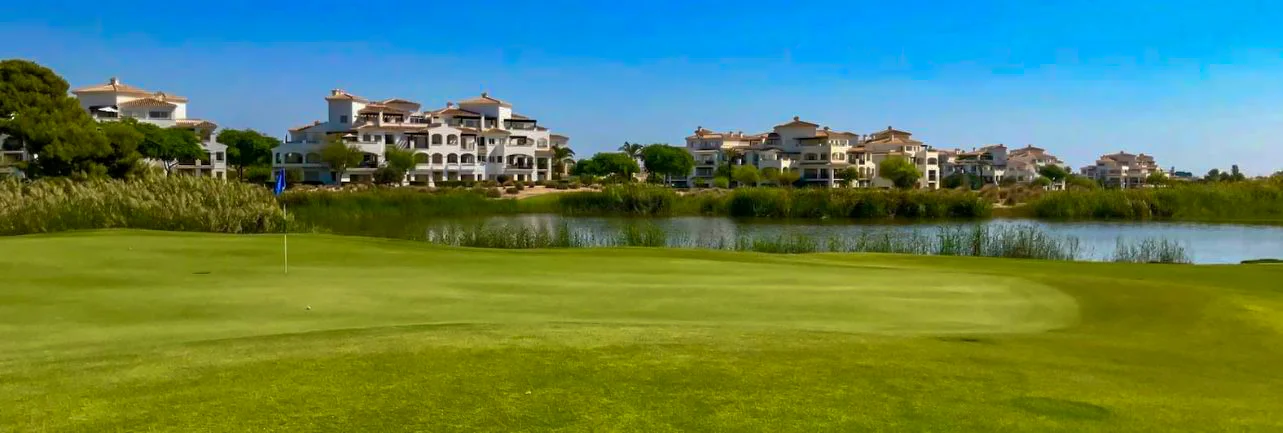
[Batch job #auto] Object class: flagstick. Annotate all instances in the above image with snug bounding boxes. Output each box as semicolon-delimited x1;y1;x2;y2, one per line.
283;200;289;275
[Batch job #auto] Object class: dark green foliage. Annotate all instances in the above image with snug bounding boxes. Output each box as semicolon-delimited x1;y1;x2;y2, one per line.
573;152;640;178
878;157;921;189
133;120;205;174
373;166;403;185
723;188;991;219
244;165;273;185
639;144;695;182
1037;165;1070;182
554;184;677;216
216;129;280;180
0;59;113;179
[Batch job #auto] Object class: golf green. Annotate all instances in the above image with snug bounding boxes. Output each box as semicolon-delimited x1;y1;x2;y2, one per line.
2;230;1281;431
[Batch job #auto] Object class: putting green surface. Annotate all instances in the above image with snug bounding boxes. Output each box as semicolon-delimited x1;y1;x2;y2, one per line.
2;231;1282;431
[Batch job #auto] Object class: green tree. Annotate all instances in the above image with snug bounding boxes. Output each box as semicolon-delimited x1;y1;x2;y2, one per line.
1205;168;1221;182
383;146;416;184
618;142;644;161
776;168;801;187
1229;165;1246;182
877;156;921;189
552;145;575;180
760;167;781;185
319;137;363;184
1145;171;1169;186
837;166;860;187
1065;174;1100;190
639;144;695;184
1037;165;1069;182
1031;176;1053;188
942;172;968;189
98;120;145;179
216;129;280;180
133;120;205;175
722;148;744;166
713;176;730;189
732;165;761;187
373;166;403;185
574;152;640;179
0;59;112;179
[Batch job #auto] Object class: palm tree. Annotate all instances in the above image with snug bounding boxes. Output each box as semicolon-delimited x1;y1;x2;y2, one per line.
619;142;644;160
552;145;575;180
722;148;744;166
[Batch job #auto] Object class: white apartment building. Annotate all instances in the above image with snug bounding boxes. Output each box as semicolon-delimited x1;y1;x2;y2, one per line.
279;90;569;184
942;144;1008;185
1006;145;1070;189
685;119;941;189
1081;151;1162;188
71;78;227;178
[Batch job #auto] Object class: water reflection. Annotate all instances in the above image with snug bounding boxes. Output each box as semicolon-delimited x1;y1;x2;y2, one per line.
463;215;1283;264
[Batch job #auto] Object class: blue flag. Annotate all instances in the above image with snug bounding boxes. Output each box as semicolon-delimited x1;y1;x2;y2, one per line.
273;168;286;196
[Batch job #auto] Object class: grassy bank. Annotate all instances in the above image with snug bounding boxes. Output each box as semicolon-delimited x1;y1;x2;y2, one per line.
0;177;284;235
1026;182;1283;221
2;231;1280;431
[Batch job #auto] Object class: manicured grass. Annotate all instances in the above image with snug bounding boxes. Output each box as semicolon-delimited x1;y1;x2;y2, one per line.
2;231;1282;431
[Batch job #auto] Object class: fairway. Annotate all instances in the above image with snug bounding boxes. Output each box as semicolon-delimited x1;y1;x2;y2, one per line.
2;231;1282;431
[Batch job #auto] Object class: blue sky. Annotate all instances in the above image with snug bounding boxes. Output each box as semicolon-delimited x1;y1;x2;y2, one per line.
3;0;1282;174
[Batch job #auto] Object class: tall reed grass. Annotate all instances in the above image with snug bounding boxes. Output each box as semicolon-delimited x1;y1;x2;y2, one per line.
414;222;1100;260
1027;182;1283;221
551;185;991;219
0;177;284;235
1111;238;1192;264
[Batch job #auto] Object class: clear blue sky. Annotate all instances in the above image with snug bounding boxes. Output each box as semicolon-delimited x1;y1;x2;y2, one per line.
3;0;1281;174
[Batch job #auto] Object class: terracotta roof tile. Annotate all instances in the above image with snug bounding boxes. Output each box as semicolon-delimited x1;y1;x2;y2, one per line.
325;89;369;103
775;116;819;128
459;92;513;108
118;97;177;108
72;78;154;96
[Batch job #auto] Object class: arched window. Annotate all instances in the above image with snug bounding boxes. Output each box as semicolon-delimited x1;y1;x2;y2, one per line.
431;134;442;145
431;153;443;164
414;153;429;164
461;154;475;164
305;153;322;163
927;157;938;165
447;154;458;163
285;152;303;164
447;135;458;145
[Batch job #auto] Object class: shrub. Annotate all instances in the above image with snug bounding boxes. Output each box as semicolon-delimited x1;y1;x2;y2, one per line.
1026;181;1283;221
485;188;502;198
713;177;730;189
373;166;403;185
505;187;520;195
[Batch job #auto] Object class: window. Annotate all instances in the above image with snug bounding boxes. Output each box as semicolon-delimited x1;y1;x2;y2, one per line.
216;152;225;162
488;138;496;145
363;134;372;142
384;134;394;145
447;154;459;163
275;153;282;164
431;134;442;145
149;111;170;119
447;135;458;145
305;153;322;163
340;115;349;124
431;154;443;164
414;153;429;164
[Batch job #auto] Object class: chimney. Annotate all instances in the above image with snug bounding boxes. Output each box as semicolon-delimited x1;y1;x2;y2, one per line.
447;102;454;108
109;77;120;85
793;116;800;121
823;126;830;131
481;92;488;98
331;89;343;96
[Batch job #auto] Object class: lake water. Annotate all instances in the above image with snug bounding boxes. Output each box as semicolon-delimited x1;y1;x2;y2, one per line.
450;215;1283;264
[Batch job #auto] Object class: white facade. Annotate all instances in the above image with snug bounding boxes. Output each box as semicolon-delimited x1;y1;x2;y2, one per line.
280;90;570;184
685;120;942;189
1081;151;1162;188
942;144;1009;186
71;77;227;178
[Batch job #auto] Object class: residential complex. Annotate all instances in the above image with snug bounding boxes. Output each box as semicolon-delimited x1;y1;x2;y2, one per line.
686;118;941;189
71;77;228;178
940;144;1070;188
278;90;570;184
1081;151;1163;188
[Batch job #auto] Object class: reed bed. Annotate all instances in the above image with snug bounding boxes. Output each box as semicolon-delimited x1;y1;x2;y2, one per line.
411;222;1114;261
0;177;284;235
1027;182;1283;221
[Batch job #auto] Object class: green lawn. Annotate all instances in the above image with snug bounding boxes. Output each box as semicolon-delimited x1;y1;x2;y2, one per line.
2;231;1281;432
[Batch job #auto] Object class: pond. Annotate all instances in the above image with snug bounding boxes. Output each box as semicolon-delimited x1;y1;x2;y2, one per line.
432;215;1283;264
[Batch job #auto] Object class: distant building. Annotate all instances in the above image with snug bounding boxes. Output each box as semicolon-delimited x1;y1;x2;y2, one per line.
942;144;1008;185
684;119;942;189
1080;151;1162;188
0;134;24;179
279;90;570;184
71;77;227;178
